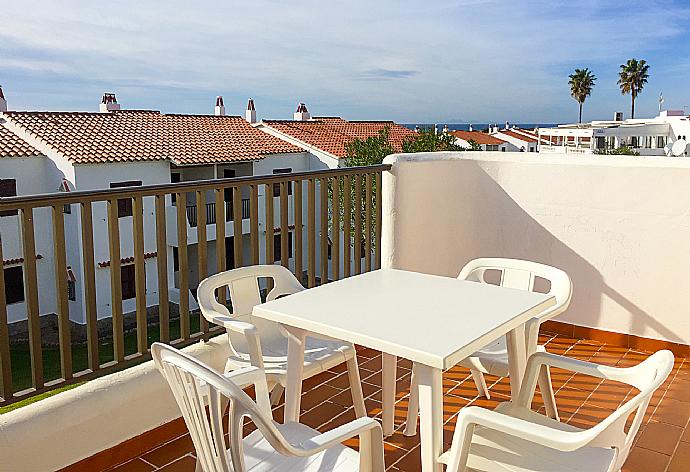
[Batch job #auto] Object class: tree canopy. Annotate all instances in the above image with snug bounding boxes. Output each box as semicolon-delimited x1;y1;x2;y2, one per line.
618;59;650;119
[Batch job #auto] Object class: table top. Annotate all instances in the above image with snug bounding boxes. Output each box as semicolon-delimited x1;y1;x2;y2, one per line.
253;269;555;369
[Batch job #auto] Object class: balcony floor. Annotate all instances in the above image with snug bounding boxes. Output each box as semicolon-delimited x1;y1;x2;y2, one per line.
107;332;690;472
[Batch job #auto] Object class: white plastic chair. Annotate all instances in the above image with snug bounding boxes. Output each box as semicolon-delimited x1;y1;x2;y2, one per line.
439;349;674;472
405;258;572;435
197;265;366;416
152;342;385;472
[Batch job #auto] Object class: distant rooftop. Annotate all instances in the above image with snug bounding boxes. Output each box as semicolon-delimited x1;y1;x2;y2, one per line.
261;117;417;158
1;110;302;165
0;125;43;158
449;130;506;145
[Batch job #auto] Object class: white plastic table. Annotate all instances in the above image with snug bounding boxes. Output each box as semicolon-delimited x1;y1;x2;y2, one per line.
253;269;555;472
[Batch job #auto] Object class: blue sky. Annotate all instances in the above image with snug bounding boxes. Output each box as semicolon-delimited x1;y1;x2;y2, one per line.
2;0;689;123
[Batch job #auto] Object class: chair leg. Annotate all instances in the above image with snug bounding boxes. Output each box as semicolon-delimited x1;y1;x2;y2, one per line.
347;357;367;418
403;367;419;437
538;365;559;421
270;384;285;406
470;369;490;399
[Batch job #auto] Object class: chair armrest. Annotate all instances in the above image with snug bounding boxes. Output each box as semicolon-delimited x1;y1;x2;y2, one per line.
291;417;382;455
516;351;629;409
205;311;264;370
443;405;593;470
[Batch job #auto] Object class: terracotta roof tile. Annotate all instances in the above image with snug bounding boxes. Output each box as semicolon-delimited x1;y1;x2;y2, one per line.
262;118;416;158
449;130;506;145
0;125;43;157
499;129;538;143
2;111;302;165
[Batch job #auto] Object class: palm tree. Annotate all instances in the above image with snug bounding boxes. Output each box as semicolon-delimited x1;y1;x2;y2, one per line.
618;59;650;119
568;68;597;123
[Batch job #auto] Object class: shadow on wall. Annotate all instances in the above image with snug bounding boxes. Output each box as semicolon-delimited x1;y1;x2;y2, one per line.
386;155;681;343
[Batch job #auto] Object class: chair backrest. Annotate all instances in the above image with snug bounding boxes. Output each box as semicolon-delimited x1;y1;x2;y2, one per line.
458;258;573;322
152;342;303;472
197;265;304;356
578;350;674;469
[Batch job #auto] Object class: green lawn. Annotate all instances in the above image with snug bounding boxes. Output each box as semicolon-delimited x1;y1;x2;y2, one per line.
8;314;202;395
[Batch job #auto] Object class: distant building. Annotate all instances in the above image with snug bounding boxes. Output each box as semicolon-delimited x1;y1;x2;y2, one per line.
538;111;690;156
448;130;508;151
490;128;539;152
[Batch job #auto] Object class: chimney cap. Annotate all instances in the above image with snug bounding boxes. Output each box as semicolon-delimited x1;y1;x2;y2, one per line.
215;96;224;107
296;102;309;113
247;98;255;111
0;85;4;100
101;92;118;104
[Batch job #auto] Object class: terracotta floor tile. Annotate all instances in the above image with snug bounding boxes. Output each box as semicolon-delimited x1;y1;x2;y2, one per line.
653;398;690;427
622;446;671;472
299;383;341;412
392;445;421;472
667;443;690;472
680;425;690;443
299;401;348;430
158;454;197;472
142;435;194;468
586;379;633;411
635;421;683;455
109;459;156;472
302;371;335;391
665;378;690;403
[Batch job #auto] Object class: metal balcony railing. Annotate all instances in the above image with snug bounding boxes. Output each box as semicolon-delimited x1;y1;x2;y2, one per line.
0;165;388;404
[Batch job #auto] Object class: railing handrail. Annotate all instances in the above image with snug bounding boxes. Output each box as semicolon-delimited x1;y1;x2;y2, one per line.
0;165;392;210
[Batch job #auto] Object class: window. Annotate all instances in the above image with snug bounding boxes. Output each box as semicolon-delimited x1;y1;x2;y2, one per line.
272;168;292;197
273;232;293;262
223;169;236;202
110;180;142;217
63;204;72;214
3;266;25;304
0;179;17;217
657;136;667;148
486;145;498;151
172;247;179;272
170;172;181;204
121;264;137;300
67;280;76;301
501;147;506;152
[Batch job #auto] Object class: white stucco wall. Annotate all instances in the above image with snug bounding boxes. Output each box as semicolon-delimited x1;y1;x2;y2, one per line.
382;151;690;345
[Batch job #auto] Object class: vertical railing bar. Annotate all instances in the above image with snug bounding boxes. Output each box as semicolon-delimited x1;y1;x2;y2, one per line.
155;195;169;343
353;175;362;275
20;207;43;388
307;179;316;288
195;191;209;335
365;173;373;273
375;171;383;269
331;177;340;281
232;187;243;268
214;189;227;310
343;175;352;278
176;192;190;340
107;199;124;363
250;185;259;265
279;182;289;268
264;184;275;292
80;202;99;371
0;233;13;398
132;196;148;354
51;205;73;379
294;179;303;284
320;178;328;284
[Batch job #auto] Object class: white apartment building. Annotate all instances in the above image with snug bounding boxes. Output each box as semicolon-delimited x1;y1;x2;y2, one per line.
0;91;415;332
488;126;540;152
538;110;690;156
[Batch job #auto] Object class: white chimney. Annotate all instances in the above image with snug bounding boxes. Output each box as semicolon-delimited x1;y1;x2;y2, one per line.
0;86;6;112
99;93;120;112
245;98;256;123
214;96;226;116
294;102;310;121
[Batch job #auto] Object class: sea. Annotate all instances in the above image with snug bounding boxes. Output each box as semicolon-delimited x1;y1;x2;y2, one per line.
403;123;558;132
